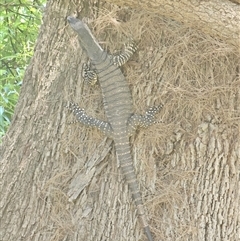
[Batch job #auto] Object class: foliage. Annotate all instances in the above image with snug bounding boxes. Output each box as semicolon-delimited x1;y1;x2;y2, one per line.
0;0;45;140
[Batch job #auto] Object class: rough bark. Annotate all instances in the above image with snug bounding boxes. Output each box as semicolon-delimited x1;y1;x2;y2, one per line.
105;0;240;47
0;0;239;241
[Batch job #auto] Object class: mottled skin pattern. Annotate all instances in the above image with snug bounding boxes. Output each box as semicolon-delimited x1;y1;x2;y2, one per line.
67;16;162;241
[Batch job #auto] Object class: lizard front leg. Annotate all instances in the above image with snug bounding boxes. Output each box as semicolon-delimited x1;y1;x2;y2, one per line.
82;61;98;86
82;42;137;86
112;42;137;67
127;104;163;136
66;102;113;137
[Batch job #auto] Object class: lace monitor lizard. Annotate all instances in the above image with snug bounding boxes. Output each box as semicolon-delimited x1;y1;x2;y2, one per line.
67;16;162;241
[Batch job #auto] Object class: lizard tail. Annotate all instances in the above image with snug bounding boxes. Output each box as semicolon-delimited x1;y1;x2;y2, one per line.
115;137;154;241
144;226;154;241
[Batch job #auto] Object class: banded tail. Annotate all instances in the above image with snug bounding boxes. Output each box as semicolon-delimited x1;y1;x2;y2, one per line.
115;136;154;241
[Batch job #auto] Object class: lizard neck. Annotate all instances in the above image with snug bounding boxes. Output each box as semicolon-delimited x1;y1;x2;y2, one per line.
67;16;103;61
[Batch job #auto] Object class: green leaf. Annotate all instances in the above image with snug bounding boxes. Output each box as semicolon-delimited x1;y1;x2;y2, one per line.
0;0;46;141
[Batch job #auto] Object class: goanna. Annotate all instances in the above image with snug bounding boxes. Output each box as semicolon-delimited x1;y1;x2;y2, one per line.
67;16;162;241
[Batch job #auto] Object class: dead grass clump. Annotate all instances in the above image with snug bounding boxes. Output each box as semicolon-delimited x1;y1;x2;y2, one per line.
90;9;239;131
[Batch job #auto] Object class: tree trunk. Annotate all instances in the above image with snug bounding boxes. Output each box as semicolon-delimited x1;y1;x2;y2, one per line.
1;1;239;241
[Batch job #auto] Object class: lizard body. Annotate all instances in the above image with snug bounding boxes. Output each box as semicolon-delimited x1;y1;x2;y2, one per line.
67;16;161;241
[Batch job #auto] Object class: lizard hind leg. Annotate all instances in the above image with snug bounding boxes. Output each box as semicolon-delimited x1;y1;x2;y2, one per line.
65;102;113;137
127;104;163;136
82;61;98;86
113;41;138;67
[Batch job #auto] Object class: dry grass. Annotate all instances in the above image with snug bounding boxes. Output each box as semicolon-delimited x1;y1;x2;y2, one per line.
91;7;239;127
